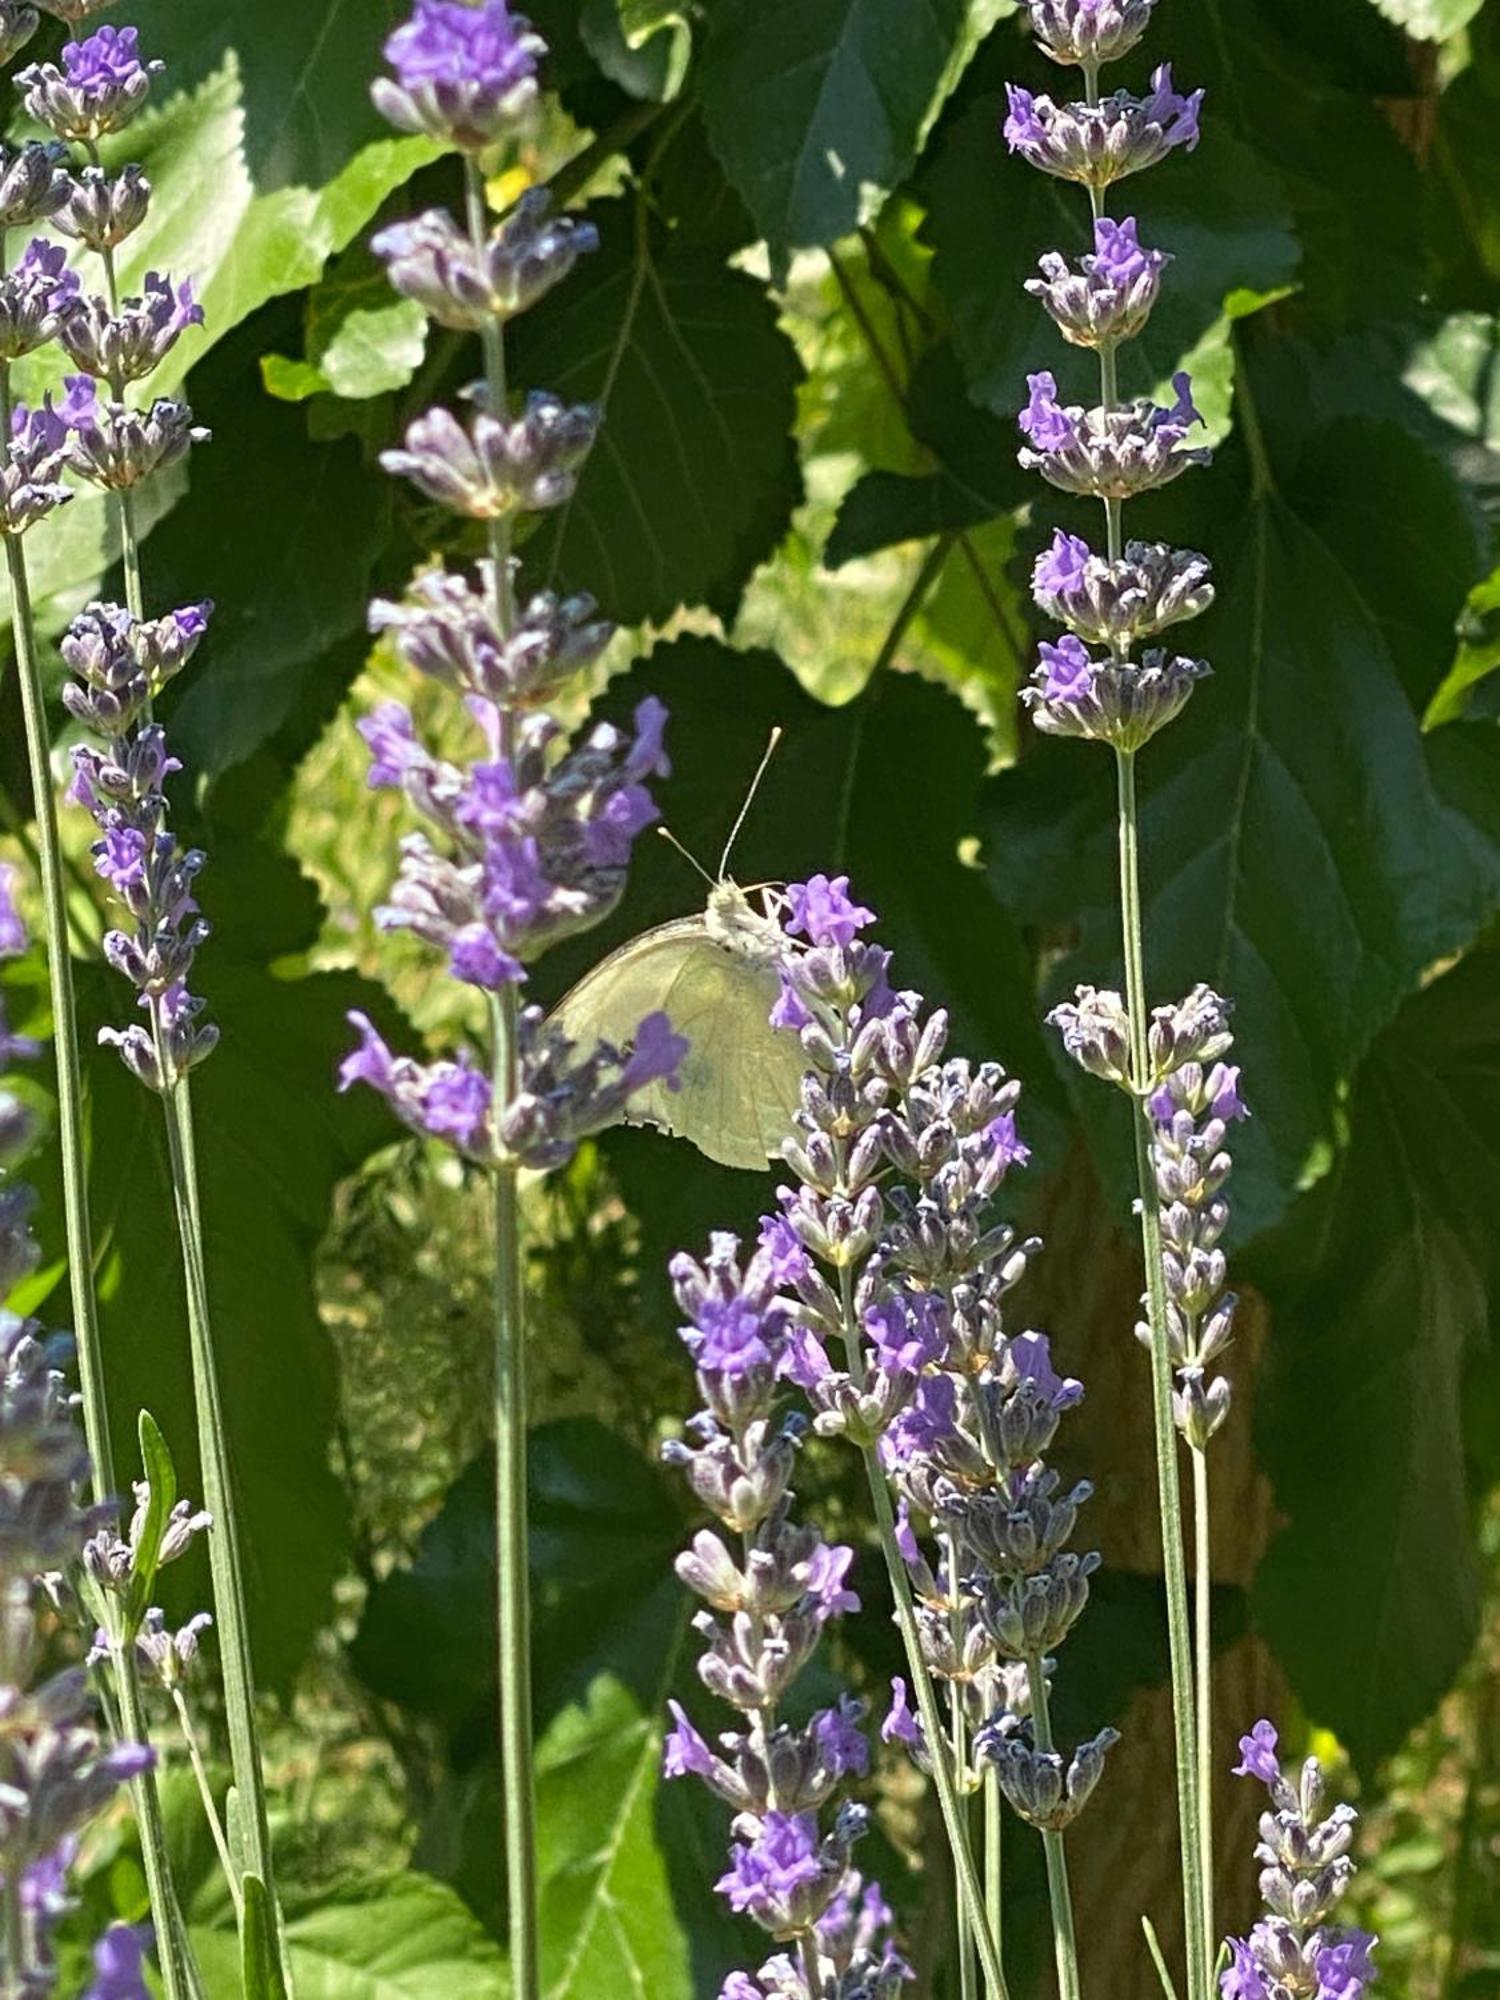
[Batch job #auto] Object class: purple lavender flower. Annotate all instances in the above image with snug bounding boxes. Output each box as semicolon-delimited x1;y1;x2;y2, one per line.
58;271;204;385
59;375;210;490
1221;1722;1378;2000
1026;0;1156;68
1024;631;1210;751
61;601;219;1090
0;239;80;361
373;0;545;150
1031;528;1214;646
1026;215;1171;347
1018;368;1211;499
83;1925;152;2000
357;696;666;986
1004;65;1204;188
18;25;163;142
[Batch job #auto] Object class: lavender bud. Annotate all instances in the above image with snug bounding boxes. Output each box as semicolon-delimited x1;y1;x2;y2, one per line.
53;162;151;252
0;400;72;536
1173;1367;1231;1448
1046;984;1132;1087
0;5;38;68
57;272;204;385
60;377;209;490
374;190;598;331
1026;216;1170;348
381;393;599;518
981;1724;1120;1829
1147;985;1234;1075
0;240;79;364
1003;65;1203;189
1025;0;1156;68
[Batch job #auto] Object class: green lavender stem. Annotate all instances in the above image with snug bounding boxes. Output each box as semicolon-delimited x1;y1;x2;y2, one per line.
983;1776;1005;2000
945;1531;978;2000
1116;747;1208;2000
465;154;539;2000
1191;1444;1215;1969
157;1079;280;1920
1027;1656;1081;2000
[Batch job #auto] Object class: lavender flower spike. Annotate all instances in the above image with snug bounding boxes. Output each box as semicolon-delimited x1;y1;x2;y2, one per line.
373;0;545;150
1221;1721;1378;2000
1032;530;1214;647
663;1226;906;1997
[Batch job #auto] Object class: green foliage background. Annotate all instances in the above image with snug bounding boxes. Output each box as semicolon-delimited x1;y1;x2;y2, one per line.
4;0;1499;1992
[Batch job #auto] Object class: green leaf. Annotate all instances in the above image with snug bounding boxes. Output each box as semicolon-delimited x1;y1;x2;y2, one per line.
698;0;995;253
920;99;1299;420
985;403;1500;1236
537;1673;693;2000
123;1410;179;1636
132;0;398;187
582;0;691;100
241;1874;290;2000
307;246;431;402
1249;948;1500;1773
351;1419;686;1737
260;354;332;402
150;340;390;782
506;197;804;623
1369;0;1485;37
192;1871;509;1998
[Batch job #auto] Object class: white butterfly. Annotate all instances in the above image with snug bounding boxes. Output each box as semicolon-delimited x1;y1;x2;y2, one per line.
550;733;807;1171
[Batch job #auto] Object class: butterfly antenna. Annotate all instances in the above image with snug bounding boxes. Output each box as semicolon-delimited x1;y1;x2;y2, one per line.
719;726;783;881
657;824;716;888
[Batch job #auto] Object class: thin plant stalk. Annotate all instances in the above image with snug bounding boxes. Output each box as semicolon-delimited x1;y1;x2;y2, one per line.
1027;1656;1081;2000
1;373;200;2000
1077;55;1208;1999
1116;746;1207;1999
985;1770;1003;1967
465;154;538;2000
157;1082;279;1916
1191;1444;1215;1967
171;1681;242;1918
945;1531;978;2000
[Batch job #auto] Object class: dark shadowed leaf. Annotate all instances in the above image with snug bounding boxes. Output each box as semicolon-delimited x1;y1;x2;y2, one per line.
698;0;993;253
1249;948;1500;1775
507;198;803;622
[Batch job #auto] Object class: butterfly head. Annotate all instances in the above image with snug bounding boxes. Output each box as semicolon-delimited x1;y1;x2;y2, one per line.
705;879;788;962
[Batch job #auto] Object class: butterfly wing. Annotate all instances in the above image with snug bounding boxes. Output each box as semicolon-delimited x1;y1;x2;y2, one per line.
553;921;806;1171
